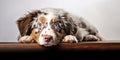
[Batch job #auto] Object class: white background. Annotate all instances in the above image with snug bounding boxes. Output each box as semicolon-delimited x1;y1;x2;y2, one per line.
0;0;120;42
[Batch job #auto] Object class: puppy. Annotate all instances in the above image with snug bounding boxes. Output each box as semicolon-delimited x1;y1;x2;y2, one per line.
17;8;104;47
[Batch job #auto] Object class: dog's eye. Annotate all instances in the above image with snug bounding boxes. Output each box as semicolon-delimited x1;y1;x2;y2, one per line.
38;23;45;29
38;23;42;26
53;22;62;33
54;23;59;28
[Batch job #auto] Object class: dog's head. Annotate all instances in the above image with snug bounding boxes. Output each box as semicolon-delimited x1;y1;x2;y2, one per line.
17;8;77;46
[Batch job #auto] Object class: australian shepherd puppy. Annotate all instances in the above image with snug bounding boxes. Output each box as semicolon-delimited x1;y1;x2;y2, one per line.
17;8;104;47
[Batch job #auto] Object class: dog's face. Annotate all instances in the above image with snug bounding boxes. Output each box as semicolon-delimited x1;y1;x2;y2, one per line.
31;10;67;46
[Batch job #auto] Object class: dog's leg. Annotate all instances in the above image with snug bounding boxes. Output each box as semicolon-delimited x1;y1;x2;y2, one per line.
18;36;34;43
62;35;78;43
84;35;101;41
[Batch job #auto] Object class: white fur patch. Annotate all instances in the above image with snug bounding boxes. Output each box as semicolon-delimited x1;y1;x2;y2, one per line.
62;35;78;43
19;36;33;43
37;11;58;46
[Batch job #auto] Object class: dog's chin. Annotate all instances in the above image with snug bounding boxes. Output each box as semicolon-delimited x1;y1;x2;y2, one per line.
37;41;58;47
43;44;54;47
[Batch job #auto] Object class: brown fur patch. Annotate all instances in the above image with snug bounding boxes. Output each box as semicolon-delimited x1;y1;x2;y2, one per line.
39;16;46;25
30;29;40;42
52;18;58;23
54;29;66;43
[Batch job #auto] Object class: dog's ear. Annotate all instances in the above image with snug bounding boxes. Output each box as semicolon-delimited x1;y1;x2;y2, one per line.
16;10;41;36
63;13;77;35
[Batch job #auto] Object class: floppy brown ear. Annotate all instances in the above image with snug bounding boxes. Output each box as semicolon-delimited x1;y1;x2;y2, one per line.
16;10;41;36
63;13;77;35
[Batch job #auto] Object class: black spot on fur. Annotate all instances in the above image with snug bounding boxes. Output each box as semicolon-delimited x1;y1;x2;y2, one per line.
63;23;71;35
87;29;96;35
41;12;48;15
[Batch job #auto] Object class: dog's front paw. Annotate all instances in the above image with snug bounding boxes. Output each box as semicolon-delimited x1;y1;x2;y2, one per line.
62;35;78;43
84;35;100;41
18;36;34;43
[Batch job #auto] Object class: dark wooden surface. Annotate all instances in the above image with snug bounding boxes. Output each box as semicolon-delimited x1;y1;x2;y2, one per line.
0;41;120;52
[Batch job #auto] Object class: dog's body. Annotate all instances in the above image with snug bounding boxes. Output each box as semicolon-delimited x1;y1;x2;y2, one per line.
17;8;103;47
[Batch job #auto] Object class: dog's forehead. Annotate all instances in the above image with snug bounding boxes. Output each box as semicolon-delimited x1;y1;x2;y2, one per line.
36;8;67;24
37;13;59;24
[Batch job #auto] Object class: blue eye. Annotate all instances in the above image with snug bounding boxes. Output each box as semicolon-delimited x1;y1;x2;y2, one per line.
38;23;41;26
53;23;62;33
37;23;44;30
54;23;59;29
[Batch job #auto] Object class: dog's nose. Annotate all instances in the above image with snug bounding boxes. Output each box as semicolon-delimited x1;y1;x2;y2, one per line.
43;34;53;42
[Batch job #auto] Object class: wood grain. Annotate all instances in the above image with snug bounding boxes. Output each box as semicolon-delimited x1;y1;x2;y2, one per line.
0;41;120;52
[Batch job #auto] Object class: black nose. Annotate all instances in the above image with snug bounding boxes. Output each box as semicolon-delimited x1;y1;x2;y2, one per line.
43;34;53;42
